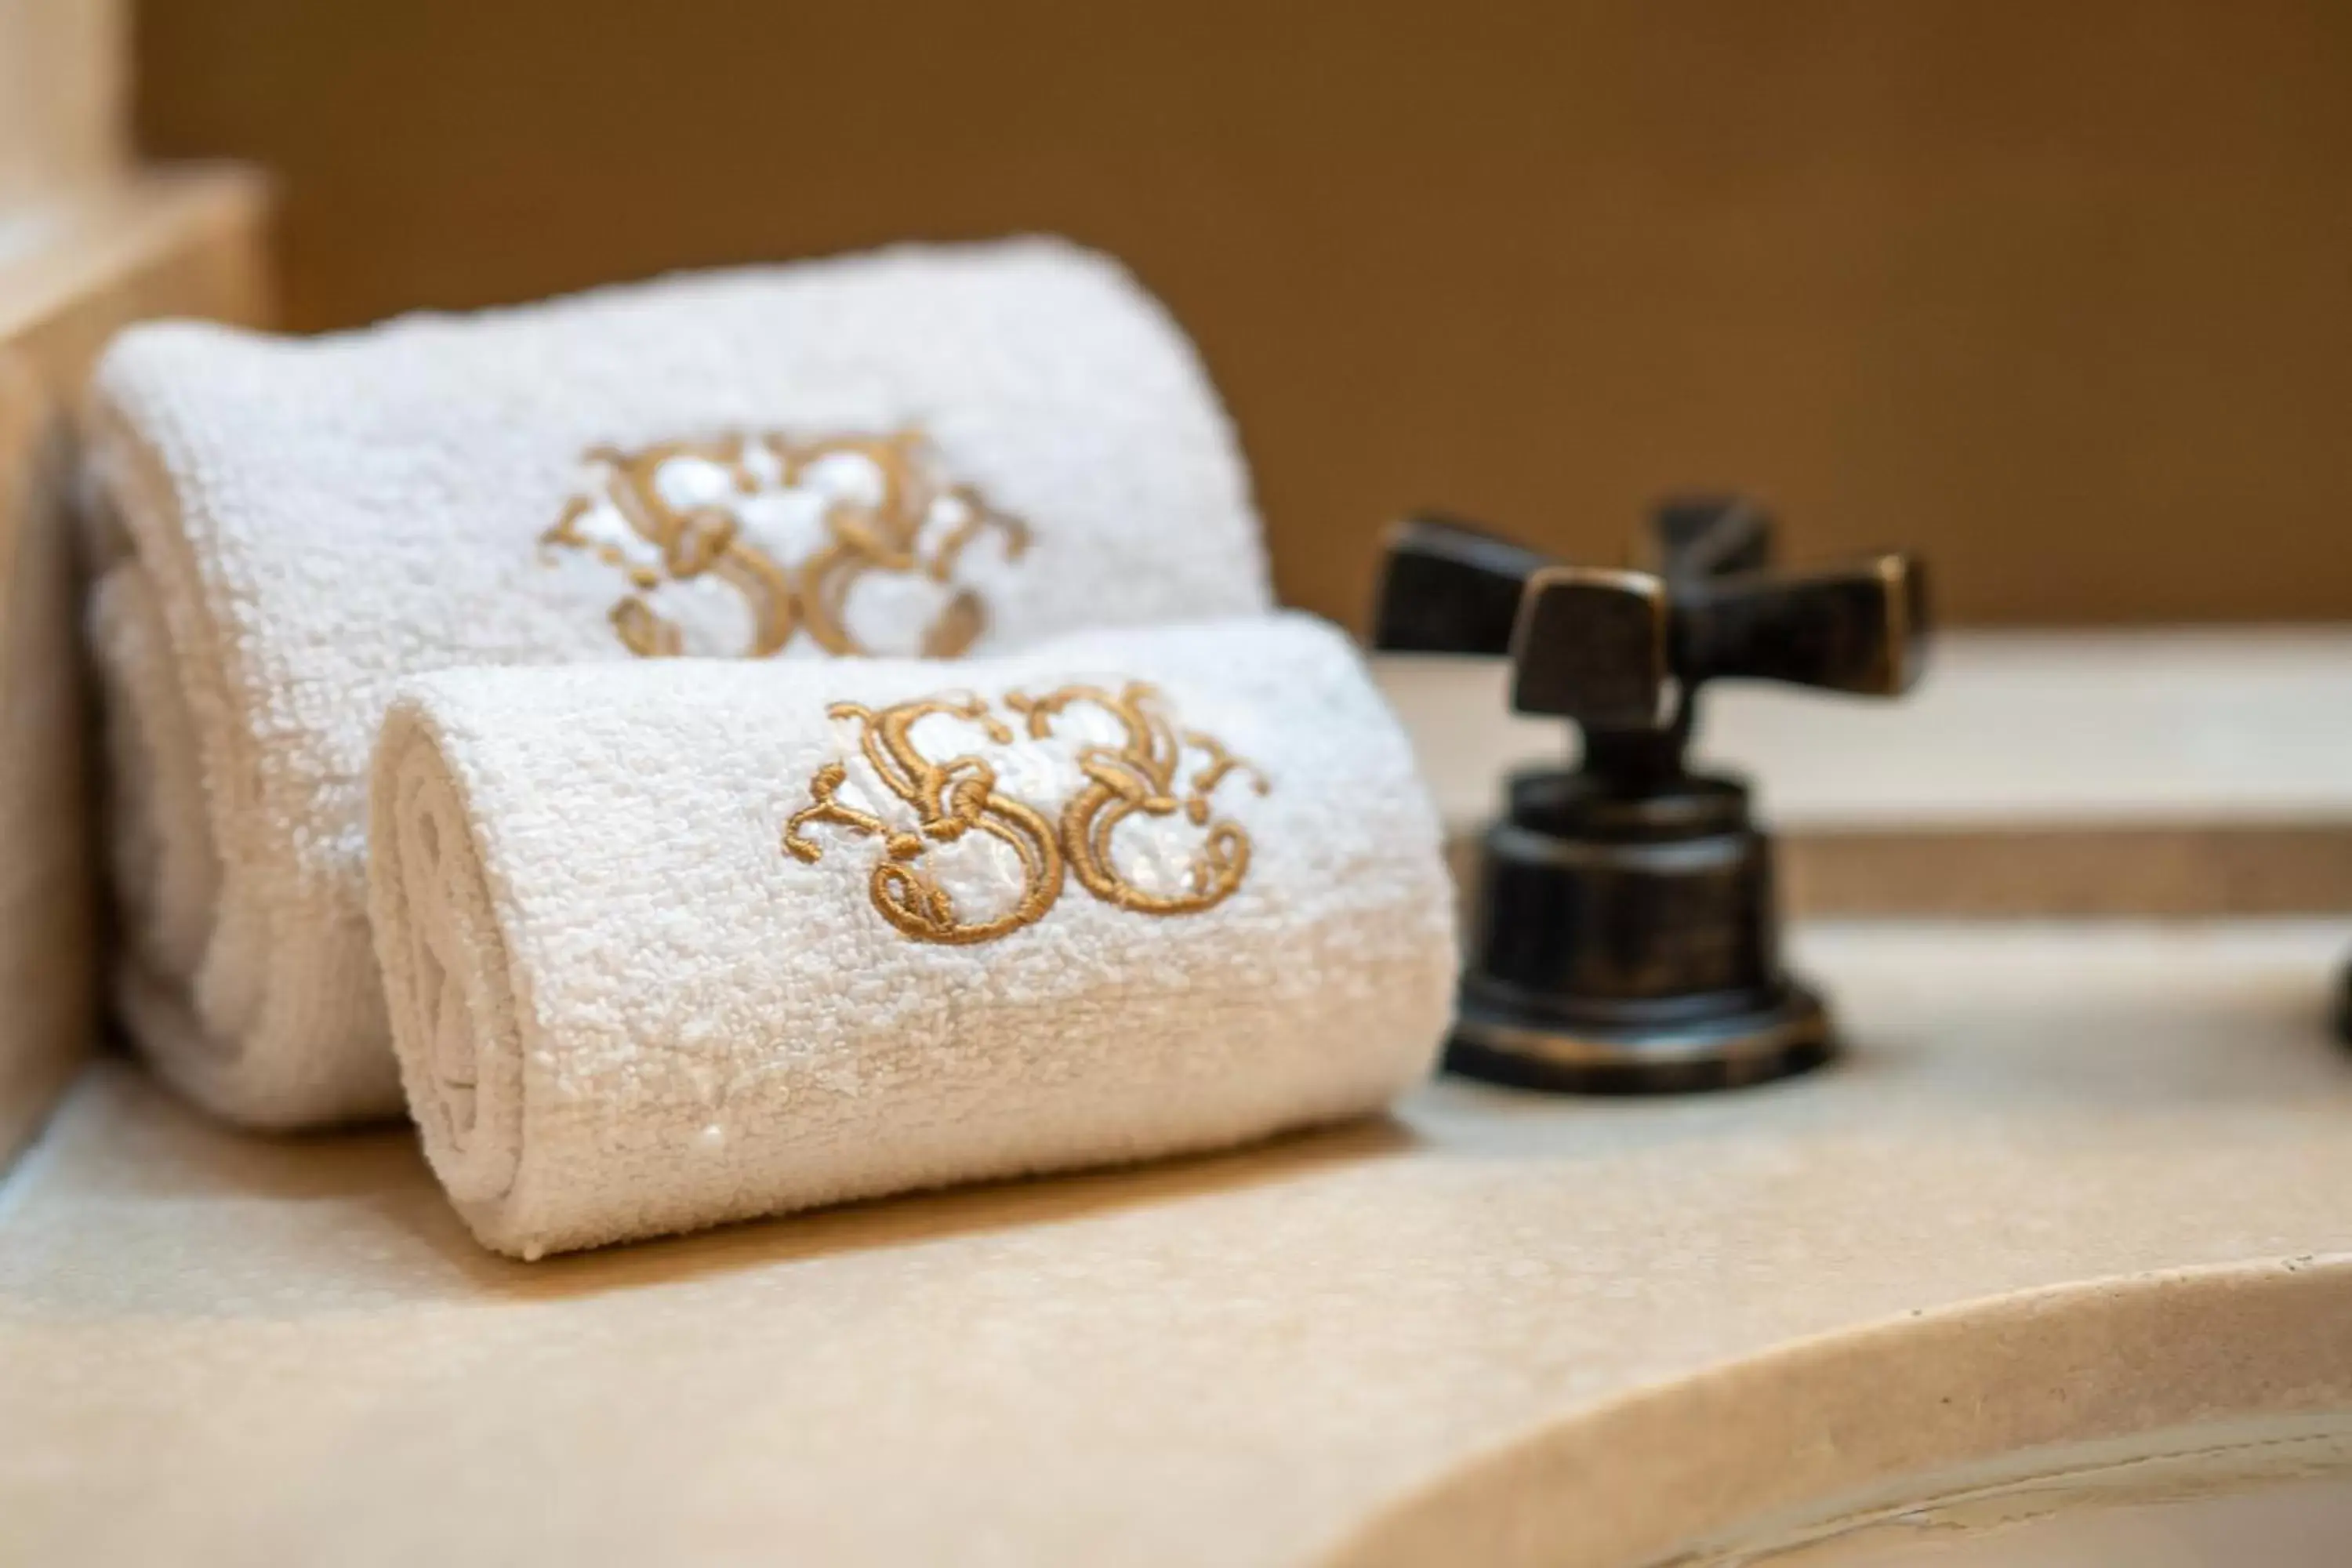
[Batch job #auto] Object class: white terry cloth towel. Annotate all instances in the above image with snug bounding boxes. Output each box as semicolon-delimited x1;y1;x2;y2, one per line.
368;614;1453;1258
83;237;1272;1129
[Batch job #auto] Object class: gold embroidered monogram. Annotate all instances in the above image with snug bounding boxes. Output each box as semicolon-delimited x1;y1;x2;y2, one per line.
540;429;1029;660
1007;684;1265;916
782;682;1267;945
782;696;1063;946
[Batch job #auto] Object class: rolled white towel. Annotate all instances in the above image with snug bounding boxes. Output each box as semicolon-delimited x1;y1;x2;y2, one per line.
83;238;1270;1127
368;615;1453;1258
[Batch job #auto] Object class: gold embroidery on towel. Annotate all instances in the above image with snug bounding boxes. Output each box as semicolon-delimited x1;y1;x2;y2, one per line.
1007;683;1268;916
783;683;1267;944
539;429;1029;660
782;695;1064;946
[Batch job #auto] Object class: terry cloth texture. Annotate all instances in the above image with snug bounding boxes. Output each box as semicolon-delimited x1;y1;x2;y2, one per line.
368;615;1454;1258
82;238;1272;1128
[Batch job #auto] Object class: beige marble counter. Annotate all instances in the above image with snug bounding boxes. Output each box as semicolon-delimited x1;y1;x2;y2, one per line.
5;920;2350;1565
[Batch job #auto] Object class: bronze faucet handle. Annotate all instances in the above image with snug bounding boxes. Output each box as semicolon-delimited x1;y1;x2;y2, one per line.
1649;493;1929;699
1370;513;1553;657
1650;493;1777;580
1675;550;1932;699
1370;498;1929;740
1492;498;1930;730
1508;567;1674;728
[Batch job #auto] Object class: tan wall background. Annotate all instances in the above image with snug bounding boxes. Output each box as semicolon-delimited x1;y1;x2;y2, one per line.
132;0;2352;629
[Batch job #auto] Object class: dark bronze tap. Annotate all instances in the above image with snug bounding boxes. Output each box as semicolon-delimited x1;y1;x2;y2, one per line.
1374;498;1930;1093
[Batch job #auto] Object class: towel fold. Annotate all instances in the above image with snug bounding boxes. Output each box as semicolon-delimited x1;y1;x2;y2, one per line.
368;615;1452;1258
84;238;1271;1127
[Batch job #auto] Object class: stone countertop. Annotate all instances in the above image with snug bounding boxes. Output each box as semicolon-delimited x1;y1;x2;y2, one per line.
4;920;2350;1566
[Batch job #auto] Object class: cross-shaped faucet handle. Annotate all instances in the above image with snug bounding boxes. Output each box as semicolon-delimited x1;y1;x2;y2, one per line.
1374;498;1931;782
1370;495;1930;1094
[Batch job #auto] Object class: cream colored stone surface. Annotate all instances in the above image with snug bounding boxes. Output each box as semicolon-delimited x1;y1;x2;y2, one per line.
1381;637;2352;914
0;168;272;389
4;921;2350;1565
0;354;85;1168
0;165;271;1167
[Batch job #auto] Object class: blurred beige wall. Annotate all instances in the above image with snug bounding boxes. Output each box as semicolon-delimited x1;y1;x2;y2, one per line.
134;0;2352;629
